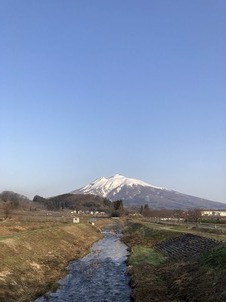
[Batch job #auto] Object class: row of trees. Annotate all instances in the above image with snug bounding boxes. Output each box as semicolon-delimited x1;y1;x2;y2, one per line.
1;190;203;222
139;203;202;223
33;194;123;215
0;191;33;218
0;190;125;218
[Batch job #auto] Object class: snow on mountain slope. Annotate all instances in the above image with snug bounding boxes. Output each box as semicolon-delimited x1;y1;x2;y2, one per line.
71;174;226;210
71;174;165;198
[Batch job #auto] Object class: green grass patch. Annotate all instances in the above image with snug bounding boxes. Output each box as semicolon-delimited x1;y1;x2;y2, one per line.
201;245;226;269
129;246;166;266
123;221;179;247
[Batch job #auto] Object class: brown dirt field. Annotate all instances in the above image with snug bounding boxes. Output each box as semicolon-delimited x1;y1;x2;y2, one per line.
0;218;111;302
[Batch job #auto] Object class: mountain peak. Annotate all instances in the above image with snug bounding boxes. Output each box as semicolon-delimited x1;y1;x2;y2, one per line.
71;174;165;198
113;174;123;178
70;174;226;210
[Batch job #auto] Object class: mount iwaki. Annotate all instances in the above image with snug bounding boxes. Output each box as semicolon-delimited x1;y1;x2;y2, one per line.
71;174;226;210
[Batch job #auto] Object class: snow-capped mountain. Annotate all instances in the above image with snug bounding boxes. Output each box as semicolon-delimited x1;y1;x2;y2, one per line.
71;174;226;210
72;174;164;198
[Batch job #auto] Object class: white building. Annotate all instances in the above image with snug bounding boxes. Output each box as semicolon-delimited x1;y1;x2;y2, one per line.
201;210;226;217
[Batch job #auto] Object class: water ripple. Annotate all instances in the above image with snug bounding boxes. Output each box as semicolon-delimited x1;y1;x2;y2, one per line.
36;232;131;302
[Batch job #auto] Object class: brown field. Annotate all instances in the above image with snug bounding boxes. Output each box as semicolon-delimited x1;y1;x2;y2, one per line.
0;215;111;302
2;213;226;302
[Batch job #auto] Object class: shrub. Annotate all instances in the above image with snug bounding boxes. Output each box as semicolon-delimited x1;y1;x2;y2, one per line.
201;245;226;268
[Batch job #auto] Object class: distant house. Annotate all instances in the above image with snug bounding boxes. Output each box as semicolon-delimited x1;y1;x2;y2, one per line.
73;217;80;223
160;217;185;222
201;210;226;217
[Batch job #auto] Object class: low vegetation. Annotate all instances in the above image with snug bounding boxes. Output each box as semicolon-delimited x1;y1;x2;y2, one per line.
0;218;111;301
123;221;179;247
128;246;165;266
122;220;226;301
1;191;226;301
201;245;226;268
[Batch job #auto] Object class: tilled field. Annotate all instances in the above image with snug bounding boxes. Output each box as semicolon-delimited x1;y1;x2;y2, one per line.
154;233;223;261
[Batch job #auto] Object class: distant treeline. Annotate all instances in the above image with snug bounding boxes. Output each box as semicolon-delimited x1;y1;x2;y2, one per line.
0;190;126;217
0;191;34;218
33;193;119;213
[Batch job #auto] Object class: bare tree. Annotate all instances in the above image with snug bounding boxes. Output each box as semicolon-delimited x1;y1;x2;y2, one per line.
0;191;31;217
2;202;14;219
187;208;202;226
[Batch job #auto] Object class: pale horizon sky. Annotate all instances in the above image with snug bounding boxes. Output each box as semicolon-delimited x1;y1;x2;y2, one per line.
0;1;226;203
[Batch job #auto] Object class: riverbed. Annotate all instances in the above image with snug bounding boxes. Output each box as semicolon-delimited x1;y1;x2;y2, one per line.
36;230;131;302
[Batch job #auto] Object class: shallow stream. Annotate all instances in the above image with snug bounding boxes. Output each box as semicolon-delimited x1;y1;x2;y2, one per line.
36;229;131;302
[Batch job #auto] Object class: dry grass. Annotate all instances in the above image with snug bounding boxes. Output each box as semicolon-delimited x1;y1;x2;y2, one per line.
0;218;111;301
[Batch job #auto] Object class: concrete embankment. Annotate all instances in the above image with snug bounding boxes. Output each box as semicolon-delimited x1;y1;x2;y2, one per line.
0;220;109;301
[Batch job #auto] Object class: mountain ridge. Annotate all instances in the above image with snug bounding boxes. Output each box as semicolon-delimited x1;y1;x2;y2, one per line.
72;174;165;197
71;174;226;210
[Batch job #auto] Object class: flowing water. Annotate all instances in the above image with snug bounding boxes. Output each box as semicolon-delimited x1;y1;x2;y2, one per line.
36;229;131;302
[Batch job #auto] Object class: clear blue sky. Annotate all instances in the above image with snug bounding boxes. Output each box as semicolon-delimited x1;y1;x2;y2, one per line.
0;1;225;202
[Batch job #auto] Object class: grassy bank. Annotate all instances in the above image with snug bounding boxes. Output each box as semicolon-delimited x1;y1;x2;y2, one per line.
122;220;226;302
0;218;110;301
123;221;178;301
